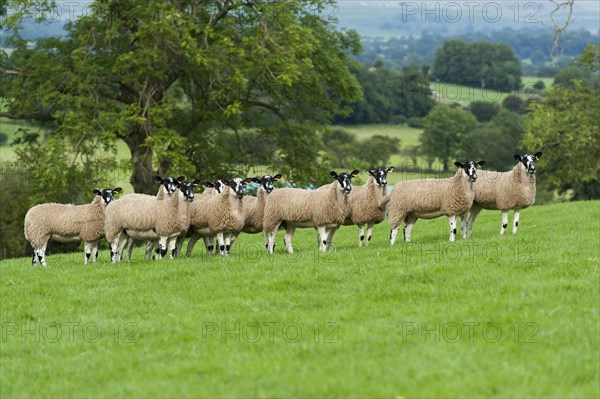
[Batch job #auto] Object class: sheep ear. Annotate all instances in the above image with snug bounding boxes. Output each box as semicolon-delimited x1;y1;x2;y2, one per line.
534;152;543;160
93;189;102;196
155;175;164;183
514;155;522;162
176;176;186;182
330;171;338;179
243;178;253;184
351;169;360;177
476;161;486;167
251;177;261;184
367;169;375;176
221;179;230;186
273;174;282;181
203;181;214;188
192;179;202;186
386;167;395;173
454;162;464;168
113;187;123;193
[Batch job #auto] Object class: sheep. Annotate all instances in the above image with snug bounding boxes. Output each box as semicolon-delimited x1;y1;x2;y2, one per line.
104;176;197;262
320;167;393;248
24;187;122;267
388;161;485;243
177;179;226;257
185;178;251;256
462;152;542;237
228;174;282;248
124;176;186;260
263;170;359;254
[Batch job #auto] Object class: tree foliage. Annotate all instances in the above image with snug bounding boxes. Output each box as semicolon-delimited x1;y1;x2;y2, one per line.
419;105;477;171
431;39;522;92
2;0;362;192
468;101;500;123
322;129;400;170
464;110;525;171
335;63;434;124
523;82;600;199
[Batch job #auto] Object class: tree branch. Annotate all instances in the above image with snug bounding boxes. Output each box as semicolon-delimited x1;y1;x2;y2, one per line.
0;112;55;121
0;68;21;75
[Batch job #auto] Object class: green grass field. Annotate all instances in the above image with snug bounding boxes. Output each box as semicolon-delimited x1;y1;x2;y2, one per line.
1;201;599;397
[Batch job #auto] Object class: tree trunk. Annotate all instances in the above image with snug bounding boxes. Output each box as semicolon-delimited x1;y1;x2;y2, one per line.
124;126;155;194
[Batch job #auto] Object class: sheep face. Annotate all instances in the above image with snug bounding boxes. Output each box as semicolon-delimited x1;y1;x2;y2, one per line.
223;178;251;199
180;179;201;202
367;167;394;187
93;187;123;205
454;161;486;183
514;152;542;175
155;175;185;196
252;174;282;194
330;170;359;194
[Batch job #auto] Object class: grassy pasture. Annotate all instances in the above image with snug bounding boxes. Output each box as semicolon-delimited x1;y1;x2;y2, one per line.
1;200;599;397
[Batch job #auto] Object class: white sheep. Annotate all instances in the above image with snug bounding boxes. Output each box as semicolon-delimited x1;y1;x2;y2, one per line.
321;167;393;248
388;161;485;243
124;176;186;260
178;179;226;257
104;176;196;262
24;187;122;267
229;174;282;248
185;178;250;256
263;170;359;254
462;152;542;237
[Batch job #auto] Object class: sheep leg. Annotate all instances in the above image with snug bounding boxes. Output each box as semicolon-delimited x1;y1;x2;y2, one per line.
316;226;328;252
156;236;168;259
217;233;226;256
204;236;216;255
229;233;238;249
175;234;186;257
404;215;418;242
187;234;199;256
266;230;278;254
84;242;93;265
91;241;99;263
168;237;178;259
466;205;482;238
284;226;296;254
389;225;401;246
448;214;457;242
225;234;232;255
358;225;365;247
500;211;509;235
34;242;48;267
125;238;134;261
326;226;338;251
512;209;521;234
115;232;130;262
146;240;156;260
365;223;375;246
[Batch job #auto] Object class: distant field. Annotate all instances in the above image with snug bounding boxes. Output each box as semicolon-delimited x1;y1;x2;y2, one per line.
1;200;598;397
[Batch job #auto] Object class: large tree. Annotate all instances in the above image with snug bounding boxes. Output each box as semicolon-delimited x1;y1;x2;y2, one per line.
420;105;477;172
2;0;362;193
431;39;522;92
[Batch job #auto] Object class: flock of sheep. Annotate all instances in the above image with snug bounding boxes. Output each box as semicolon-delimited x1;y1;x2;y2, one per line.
24;152;542;267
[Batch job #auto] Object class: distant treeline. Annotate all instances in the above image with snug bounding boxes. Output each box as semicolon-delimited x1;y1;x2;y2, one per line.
357;27;598;76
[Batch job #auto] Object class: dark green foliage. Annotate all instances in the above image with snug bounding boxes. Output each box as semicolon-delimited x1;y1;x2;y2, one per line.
420;105;477;171
0;132;7;145
335;63;434;124
554;65;592;89
431;39;522;92
463;110;525;171
523;82;600;200
0;168;33;260
468;101;500;122
323;129;400;170
502;95;528;115
407;116;423;128
533;80;546;91
3;0;363;193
